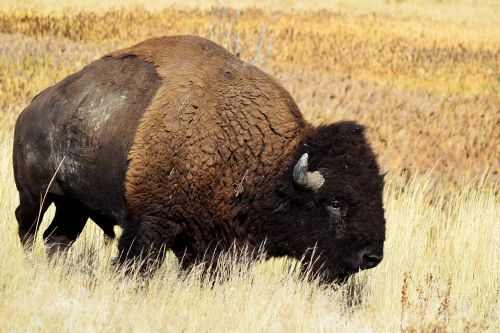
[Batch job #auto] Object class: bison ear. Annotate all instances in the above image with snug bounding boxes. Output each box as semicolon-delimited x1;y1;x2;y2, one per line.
293;153;325;191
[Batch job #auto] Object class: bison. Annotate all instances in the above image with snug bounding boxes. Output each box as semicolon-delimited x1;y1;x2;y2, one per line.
13;35;385;282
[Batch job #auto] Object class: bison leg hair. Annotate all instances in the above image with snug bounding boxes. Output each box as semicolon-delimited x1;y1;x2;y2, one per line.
42;198;89;258
15;188;53;249
116;216;182;274
88;212;117;245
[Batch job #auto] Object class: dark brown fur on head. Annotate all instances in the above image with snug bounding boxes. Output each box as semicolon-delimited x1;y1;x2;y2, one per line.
249;121;386;282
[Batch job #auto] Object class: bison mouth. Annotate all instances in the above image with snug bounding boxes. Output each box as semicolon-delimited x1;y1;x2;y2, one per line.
312;264;355;284
301;256;358;284
330;267;359;284
314;271;352;285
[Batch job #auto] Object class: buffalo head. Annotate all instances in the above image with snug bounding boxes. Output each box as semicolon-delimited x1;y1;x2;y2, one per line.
259;121;386;283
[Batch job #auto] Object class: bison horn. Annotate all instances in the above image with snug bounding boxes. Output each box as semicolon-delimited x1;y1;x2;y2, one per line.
293;153;325;191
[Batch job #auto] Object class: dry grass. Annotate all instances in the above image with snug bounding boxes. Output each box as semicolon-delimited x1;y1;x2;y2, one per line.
0;129;498;332
0;1;499;332
0;6;498;183
1;7;498;97
2;0;499;27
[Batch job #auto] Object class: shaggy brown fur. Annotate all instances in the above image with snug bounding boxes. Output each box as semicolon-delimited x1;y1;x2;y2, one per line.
108;36;306;264
14;36;385;282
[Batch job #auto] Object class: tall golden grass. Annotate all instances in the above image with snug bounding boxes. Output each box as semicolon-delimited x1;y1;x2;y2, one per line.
0;128;498;331
0;1;498;332
2;0;500;27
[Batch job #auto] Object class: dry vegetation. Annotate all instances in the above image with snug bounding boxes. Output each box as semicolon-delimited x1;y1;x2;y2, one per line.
0;1;498;332
0;5;498;182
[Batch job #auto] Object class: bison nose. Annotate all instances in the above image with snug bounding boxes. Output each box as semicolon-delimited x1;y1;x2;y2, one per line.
344;241;384;271
359;252;383;269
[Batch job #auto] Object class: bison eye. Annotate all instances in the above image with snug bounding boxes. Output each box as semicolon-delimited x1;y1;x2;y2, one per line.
331;200;341;209
326;199;347;218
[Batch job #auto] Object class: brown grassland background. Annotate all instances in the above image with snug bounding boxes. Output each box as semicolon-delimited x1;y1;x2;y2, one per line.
0;1;498;332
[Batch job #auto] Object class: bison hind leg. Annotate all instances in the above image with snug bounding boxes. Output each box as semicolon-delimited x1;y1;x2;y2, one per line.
43;197;89;258
16;188;53;249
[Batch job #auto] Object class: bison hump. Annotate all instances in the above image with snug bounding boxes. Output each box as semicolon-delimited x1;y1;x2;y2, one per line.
120;36;306;232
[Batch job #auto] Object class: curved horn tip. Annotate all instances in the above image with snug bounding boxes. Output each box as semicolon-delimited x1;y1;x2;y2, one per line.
293;153;309;180
293;153;325;191
296;153;309;168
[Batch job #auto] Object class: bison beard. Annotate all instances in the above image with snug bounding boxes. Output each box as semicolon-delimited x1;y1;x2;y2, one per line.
13;35;386;283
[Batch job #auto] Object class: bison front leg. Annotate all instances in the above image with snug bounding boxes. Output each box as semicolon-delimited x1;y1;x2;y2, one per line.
116;216;181;275
89;212;117;246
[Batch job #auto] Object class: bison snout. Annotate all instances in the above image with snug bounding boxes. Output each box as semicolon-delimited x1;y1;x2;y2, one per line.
360;251;383;269
344;241;384;271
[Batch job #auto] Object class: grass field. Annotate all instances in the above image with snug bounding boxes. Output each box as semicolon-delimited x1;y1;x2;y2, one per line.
0;1;499;332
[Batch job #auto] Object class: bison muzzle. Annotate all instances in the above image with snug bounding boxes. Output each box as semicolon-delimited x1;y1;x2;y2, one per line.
13;35;386;282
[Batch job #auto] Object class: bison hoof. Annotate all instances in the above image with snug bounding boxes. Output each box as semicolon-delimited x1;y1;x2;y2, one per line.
18;231;36;251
